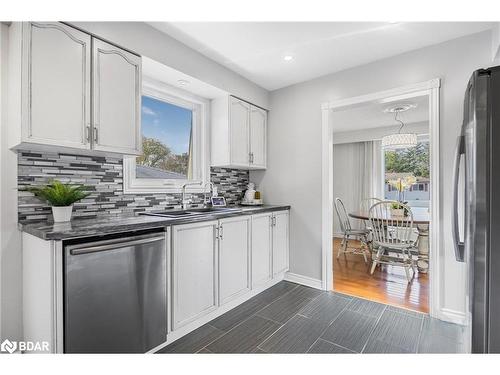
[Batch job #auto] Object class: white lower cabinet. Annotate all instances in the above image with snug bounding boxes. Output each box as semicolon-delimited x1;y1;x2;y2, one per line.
170;210;289;335
251;213;273;288
171;220;218;330
272;211;290;276
218;216;251;305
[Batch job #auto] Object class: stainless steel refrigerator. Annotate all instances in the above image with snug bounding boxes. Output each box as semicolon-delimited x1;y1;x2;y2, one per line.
453;66;500;353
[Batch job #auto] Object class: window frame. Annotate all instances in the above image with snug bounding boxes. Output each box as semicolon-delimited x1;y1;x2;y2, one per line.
123;77;210;194
381;134;430;203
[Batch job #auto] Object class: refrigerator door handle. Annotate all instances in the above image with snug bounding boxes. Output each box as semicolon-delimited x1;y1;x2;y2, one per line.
452;134;466;262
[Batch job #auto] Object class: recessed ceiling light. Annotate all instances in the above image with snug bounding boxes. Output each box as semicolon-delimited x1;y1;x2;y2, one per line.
178;79;189;86
283;55;294;62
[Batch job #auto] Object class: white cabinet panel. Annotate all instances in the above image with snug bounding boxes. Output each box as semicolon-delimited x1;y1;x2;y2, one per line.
92;38;141;155
249;105;267;169
172;221;218;330
229;97;250;167
272;211;290;276
218;216;251;305
251;213;273;288
22;22;91;149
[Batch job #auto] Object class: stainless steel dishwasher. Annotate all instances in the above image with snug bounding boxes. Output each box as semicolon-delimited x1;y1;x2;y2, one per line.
64;231;167;353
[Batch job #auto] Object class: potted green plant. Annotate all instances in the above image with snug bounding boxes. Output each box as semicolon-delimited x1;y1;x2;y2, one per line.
390;202;405;217
26;180;90;222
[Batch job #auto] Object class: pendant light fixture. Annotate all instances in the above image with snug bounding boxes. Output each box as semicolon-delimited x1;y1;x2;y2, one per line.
382;104;418;149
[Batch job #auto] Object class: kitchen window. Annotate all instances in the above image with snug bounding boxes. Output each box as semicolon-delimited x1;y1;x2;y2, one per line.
123;78;209;193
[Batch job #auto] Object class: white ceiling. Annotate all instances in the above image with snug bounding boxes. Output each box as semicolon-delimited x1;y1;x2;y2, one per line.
149;22;494;90
332;94;429;133
142;56;227;99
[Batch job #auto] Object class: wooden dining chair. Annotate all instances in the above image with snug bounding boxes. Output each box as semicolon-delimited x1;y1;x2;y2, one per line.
334;197;371;262
368;200;418;282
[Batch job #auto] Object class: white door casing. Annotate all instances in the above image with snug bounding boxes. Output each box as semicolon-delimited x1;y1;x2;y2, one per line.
321;79;443;320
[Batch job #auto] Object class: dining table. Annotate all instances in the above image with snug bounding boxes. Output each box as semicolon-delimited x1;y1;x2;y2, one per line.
348;210;430;273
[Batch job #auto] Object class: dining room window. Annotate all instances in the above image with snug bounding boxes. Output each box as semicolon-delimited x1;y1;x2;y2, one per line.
383;139;430;209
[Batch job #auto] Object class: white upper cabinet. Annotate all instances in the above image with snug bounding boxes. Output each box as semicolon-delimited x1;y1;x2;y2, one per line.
249;105;267;169
8;22;141;155
92;39;141;155
18;22;91;150
229;98;251;167
211;95;267;170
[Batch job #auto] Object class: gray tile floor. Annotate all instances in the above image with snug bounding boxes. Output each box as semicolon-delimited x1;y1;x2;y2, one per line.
158;281;466;354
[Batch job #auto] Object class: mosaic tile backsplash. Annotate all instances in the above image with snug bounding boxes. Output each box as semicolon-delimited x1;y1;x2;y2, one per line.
18;151;249;223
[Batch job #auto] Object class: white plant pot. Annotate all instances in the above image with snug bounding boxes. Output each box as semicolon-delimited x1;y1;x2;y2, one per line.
52;205;73;223
391;208;405;218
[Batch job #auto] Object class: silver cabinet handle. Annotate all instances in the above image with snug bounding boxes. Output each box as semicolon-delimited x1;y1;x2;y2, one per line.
85;125;91;143
93;127;99;143
215;226;219;240
69;236;165;255
219;225;223;240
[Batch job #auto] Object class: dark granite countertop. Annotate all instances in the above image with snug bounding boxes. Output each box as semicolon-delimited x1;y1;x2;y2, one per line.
18;205;290;241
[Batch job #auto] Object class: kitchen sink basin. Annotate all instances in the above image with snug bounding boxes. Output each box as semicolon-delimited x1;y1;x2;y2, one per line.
139;207;242;219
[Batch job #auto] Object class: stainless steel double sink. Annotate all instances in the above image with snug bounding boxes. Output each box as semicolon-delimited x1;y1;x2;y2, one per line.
139;207;242;219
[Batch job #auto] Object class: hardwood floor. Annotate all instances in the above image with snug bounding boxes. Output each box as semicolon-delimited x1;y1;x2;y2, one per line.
332;238;429;313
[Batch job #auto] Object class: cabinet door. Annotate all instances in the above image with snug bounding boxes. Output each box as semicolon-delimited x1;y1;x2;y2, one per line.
251;213;273;288
229;96;250;167
218;216;251;305
249;105;267;169
172;221;218;330
92;38;141;155
22;22;91;149
272;211;290;276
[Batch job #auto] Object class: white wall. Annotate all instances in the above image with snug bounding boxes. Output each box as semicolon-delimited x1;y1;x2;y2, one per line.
252;30;493;316
70;22;269;109
0;23;23;342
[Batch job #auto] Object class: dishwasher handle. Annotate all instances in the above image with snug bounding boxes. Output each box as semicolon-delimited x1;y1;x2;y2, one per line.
68;235;165;256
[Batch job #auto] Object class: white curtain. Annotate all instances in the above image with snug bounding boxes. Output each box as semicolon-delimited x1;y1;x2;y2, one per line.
333;140;383;235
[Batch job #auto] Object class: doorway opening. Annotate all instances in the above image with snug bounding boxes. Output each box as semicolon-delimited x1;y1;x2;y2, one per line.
321;79;440;316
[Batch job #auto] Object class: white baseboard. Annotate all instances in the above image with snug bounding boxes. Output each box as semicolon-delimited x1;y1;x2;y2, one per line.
440;308;466;325
284;272;323;290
